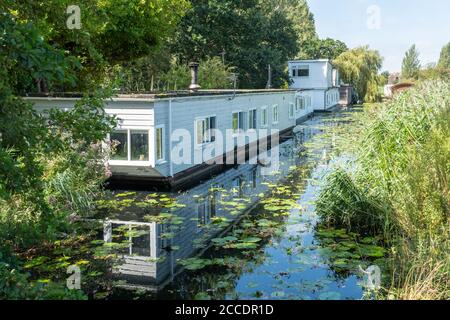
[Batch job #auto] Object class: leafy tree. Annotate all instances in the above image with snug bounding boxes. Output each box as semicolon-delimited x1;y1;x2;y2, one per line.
301;38;348;60
171;0;298;88
0;12;116;247
334;46;383;102
146;57;234;91
401;44;421;80
380;71;390;86
418;64;450;81
263;0;317;58
2;0;190;91
437;42;450;69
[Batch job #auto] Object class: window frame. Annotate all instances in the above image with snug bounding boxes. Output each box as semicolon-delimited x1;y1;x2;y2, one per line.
109;128;152;167
297;65;310;77
261;106;268;127
248;108;257;130
195;115;217;148
232;110;245;135
155;125;165;164
288;103;295;119
272;104;279;124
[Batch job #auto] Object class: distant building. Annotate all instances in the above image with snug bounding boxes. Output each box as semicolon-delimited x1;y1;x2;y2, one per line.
388;72;400;85
288;59;341;111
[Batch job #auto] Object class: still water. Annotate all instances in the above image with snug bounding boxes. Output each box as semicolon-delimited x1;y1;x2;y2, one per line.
98;108;376;300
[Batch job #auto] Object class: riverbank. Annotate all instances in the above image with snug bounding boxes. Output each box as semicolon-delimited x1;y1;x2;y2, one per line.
316;81;450;300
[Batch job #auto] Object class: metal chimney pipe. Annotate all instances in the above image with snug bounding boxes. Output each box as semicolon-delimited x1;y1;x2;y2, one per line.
189;62;201;92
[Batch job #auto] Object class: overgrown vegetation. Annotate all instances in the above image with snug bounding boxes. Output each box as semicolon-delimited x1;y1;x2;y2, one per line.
0;10;123;298
316;81;450;299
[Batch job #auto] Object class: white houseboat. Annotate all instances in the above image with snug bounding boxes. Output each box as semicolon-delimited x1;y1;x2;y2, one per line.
288;59;340;111
26;60;340;190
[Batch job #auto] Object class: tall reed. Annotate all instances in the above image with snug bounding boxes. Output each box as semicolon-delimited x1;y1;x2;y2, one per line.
317;80;450;299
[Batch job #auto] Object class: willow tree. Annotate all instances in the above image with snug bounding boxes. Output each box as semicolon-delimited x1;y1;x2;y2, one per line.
334;46;383;102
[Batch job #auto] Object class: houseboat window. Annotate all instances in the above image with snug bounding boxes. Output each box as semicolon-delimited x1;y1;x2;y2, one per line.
196;116;216;145
248;109;257;130
261;107;268;127
232;112;245;133
110;131;128;160
297;65;309;77
289;103;295;119
272;105;279;124
131;131;149;161
156;127;164;161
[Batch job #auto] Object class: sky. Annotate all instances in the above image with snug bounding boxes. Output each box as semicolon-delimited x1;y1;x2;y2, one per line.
307;0;450;72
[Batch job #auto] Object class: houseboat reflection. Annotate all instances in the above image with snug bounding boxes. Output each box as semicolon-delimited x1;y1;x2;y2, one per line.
103;124;319;291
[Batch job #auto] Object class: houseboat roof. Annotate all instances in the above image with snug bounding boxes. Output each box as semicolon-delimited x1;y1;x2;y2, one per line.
288;59;337;68
24;89;299;102
288;59;331;63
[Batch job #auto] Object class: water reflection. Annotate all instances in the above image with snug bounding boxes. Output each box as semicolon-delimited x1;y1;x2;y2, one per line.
103;111;367;299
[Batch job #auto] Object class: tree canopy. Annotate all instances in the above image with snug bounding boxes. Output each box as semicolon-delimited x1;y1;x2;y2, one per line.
1;0;190;91
401;44;421;80
170;0;299;88
301;38;348;60
437;42;450;69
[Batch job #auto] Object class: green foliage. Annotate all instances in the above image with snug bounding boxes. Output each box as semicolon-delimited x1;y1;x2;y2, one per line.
158;57;234;90
418;65;450;81
171;0;298;88
317;169;393;236
0;11;79;94
316;81;450;299
437;42;450;69
263;0;317;58
380;71;390;86
0;8;117;301
2;0;190;90
0;262;87;300
301;38;348;60
334;46;383;102
401;44;421;80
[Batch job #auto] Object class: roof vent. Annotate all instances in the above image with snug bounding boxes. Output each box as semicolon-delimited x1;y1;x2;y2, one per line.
189;62;201;92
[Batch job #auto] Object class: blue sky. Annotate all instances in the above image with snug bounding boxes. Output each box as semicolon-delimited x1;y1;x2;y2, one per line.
307;0;450;72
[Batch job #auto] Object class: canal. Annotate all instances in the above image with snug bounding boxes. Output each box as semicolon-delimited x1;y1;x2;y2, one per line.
97;107;382;300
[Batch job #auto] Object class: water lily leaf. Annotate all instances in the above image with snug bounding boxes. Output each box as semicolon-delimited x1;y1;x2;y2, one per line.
318;291;341;300
239;237;261;243
227;242;258;250
359;245;386;258
271;291;285;298
194;292;211;300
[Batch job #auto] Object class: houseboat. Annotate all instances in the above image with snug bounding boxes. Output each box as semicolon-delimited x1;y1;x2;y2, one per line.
288;59;341;110
26;60;341;190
